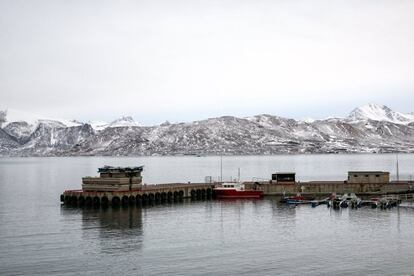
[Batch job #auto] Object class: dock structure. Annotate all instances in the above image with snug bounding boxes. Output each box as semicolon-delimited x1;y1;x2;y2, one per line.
62;182;215;207
61;168;414;208
245;171;414;196
61;166;215;207
245;180;414;196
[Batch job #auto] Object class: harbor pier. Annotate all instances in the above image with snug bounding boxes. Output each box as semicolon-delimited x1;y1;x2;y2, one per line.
62;182;215;207
245;180;414;196
246;171;414;196
61;167;414;207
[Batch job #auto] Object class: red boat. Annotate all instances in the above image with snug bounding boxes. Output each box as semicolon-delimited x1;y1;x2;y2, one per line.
213;182;263;199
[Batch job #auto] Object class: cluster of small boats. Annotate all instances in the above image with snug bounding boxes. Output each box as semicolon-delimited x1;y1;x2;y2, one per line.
212;182;402;210
281;193;401;209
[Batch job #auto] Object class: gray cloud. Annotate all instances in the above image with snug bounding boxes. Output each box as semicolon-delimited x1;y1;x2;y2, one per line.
1;0;413;124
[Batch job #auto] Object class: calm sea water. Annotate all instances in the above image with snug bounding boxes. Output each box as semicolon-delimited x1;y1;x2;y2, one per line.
1;154;414;275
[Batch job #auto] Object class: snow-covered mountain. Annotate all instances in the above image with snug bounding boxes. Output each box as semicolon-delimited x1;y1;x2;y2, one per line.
1;104;414;156
87;116;139;131
107;116;139;128
0;108;82;128
347;103;414;124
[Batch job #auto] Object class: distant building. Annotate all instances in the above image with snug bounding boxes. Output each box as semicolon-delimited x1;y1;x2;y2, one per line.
347;171;389;184
272;172;296;183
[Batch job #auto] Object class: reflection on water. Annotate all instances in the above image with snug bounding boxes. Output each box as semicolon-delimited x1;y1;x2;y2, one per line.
61;206;143;255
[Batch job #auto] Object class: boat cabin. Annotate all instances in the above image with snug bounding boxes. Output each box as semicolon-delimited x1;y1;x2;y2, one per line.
222;184;236;188
219;182;246;191
272;172;296;184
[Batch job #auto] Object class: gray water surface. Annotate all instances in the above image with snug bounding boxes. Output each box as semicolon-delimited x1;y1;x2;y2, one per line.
0;155;414;275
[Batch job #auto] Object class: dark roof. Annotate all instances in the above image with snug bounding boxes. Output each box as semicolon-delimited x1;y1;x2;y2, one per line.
348;171;389;174
98;166;144;173
273;172;296;175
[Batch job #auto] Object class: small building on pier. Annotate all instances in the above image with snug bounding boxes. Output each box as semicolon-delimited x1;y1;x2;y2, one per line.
347;171;390;184
82;166;144;192
272;172;296;184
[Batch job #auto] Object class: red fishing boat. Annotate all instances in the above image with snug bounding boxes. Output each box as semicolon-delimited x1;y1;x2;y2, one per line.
213;182;263;199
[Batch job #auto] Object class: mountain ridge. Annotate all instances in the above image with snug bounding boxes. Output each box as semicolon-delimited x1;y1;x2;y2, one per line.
1;104;414;156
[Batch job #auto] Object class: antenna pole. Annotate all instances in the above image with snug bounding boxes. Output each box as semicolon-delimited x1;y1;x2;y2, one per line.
220;154;223;183
396;153;400;182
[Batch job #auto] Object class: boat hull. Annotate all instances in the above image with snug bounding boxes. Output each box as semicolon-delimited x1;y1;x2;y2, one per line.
214;189;263;199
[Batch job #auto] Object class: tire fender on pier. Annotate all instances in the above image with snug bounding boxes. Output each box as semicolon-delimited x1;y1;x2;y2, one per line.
112;196;121;207
93;196;100;207
206;188;212;198
128;195;135;205
85;196;93;207
78;196;85;206
101;196;109;207
142;194;149;204
155;193;161;202
71;196;78;206
64;195;71;205
121;196;129;206
136;194;142;206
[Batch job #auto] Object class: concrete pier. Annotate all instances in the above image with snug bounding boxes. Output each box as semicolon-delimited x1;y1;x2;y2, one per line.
61;180;414;207
62;182;215;207
245;180;414;196
61;169;414;207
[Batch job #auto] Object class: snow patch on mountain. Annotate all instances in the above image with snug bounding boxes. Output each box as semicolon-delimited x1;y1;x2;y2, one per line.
88;121;109;131
301;117;315;123
1;108;82;128
2;108;41;126
107;116;139;128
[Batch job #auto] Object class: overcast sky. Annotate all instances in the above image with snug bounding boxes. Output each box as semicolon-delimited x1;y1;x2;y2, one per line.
1;0;413;125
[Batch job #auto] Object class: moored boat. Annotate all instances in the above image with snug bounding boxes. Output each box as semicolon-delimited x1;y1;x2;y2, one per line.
213;182;263;199
281;193;314;204
330;193;362;209
311;198;329;207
